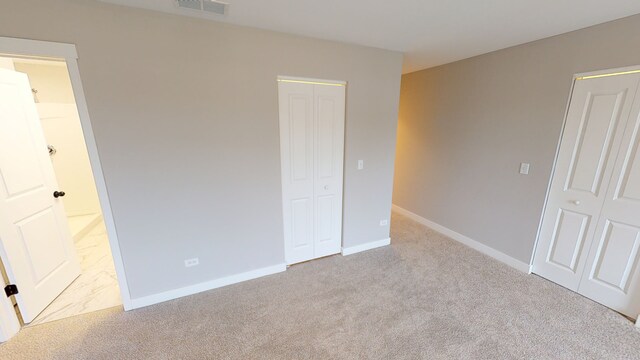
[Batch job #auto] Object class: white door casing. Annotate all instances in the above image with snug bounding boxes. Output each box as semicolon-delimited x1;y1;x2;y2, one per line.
278;78;345;265
533;70;640;318
0;68;80;323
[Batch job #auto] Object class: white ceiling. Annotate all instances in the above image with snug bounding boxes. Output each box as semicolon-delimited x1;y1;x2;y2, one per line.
99;0;640;73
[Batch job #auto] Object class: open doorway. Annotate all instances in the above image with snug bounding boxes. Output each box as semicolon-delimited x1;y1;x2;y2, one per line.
0;55;121;326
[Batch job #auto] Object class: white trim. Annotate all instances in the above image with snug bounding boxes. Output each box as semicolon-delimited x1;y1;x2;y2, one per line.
0;37;133;342
70;213;103;241
341;238;391;256
392;205;530;273
11;57;67;67
276;75;346;85
0;37;77;59
129;263;287;310
574;64;640;79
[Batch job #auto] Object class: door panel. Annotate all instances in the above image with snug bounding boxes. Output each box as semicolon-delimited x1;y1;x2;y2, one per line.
17;208;69;283
316;195;334;242
0;68;80;323
546;209;590;273
0;84;46;195
533;74;640;291
614;116;640;202
566;92;626;195
578;89;640;317
317;96;335;179
291;198;312;249
589;221;640;291
291;97;311;182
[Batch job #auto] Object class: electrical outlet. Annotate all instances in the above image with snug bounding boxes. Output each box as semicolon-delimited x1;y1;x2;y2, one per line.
380;219;388;226
184;258;199;268
519;162;530;175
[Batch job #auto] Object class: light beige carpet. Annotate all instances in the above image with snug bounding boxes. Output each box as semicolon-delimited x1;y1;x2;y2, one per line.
2;211;640;359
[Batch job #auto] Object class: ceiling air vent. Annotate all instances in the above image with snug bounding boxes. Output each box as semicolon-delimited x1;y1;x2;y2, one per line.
176;0;228;15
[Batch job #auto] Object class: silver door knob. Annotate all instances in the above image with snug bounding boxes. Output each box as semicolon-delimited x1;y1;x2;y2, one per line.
572;200;581;205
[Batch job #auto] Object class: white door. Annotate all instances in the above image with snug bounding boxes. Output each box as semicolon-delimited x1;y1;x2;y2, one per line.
533;71;640;318
278;79;345;265
578;84;640;317
0;68;80;323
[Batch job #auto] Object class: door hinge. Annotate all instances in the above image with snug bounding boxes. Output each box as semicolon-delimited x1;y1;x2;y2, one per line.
4;284;18;297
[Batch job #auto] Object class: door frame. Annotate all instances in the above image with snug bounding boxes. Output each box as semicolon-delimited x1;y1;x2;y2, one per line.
0;36;132;341
530;64;640;273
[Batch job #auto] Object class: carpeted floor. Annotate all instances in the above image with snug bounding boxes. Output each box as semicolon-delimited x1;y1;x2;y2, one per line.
2;211;640;359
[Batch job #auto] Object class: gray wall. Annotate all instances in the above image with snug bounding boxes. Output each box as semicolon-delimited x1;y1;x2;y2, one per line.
393;14;640;264
0;0;402;299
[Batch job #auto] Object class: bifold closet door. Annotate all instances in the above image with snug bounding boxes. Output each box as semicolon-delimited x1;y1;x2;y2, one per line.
533;71;640;318
278;80;345;265
578;80;640;317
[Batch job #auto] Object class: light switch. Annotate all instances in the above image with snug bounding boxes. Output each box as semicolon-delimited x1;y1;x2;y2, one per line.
520;162;530;175
358;160;364;170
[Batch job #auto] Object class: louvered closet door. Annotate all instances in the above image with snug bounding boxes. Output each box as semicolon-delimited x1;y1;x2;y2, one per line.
278;79;345;265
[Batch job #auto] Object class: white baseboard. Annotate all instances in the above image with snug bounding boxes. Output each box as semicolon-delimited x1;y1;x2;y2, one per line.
341;238;391;256
70;213;102;241
128;263;287;310
392;204;530;273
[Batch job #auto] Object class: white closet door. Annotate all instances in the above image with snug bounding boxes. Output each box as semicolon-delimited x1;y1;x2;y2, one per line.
578;85;640;318
313;85;345;258
278;79;345;265
279;82;315;265
533;74;640;290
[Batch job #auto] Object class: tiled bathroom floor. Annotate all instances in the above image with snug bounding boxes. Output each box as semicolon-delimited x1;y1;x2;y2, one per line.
29;220;122;326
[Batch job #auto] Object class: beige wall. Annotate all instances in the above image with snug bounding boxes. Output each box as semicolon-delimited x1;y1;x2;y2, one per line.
0;1;402;299
394;14;640;263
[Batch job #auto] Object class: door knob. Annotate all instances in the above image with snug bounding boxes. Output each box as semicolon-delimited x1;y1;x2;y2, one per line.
53;191;66;198
324;185;329;190
572;200;581;205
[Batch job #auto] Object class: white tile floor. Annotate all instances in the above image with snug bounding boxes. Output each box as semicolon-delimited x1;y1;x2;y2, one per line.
29;220;122;326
